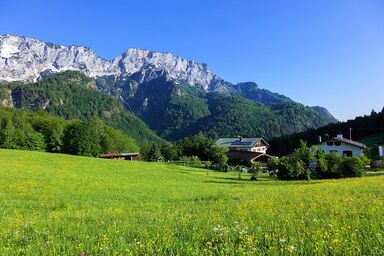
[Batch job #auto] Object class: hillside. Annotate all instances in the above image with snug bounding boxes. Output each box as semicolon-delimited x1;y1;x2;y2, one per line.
104;75;337;140
0;107;140;156
269;108;384;156
0;71;164;145
0;149;383;254
0;35;337;141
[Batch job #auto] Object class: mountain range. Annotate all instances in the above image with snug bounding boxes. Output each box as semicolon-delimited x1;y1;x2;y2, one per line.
0;34;337;141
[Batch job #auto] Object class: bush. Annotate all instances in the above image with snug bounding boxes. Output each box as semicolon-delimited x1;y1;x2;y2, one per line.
275;142;369;180
209;146;228;171
180;156;202;167
267;156;279;175
339;156;368;177
312;151;341;179
250;163;261;181
203;160;212;169
276;157;308;180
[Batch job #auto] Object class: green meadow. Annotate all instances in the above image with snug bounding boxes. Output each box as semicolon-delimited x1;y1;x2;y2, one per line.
0;149;383;255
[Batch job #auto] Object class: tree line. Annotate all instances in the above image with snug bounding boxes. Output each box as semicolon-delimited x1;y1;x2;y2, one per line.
268;141;370;180
140;132;229;169
0;108;139;156
269;108;384;156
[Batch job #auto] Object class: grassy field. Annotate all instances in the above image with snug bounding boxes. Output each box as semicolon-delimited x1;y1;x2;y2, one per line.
0;149;383;255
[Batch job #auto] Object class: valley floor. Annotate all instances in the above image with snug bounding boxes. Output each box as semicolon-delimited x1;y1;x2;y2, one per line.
0;149;383;255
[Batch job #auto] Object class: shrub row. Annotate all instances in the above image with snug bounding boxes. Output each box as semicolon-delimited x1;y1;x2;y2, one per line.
268;141;370;180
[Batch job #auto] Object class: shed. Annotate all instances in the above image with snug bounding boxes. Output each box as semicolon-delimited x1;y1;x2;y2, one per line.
99;153;140;161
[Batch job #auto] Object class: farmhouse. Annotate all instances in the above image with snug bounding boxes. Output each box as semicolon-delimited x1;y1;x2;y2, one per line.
99;153;140;161
215;137;271;165
319;134;366;156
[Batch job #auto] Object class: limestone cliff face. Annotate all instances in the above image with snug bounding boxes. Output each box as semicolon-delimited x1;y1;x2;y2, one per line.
0;35;228;92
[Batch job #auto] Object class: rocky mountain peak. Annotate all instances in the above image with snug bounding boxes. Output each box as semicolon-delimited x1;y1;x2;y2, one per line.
0;35;226;91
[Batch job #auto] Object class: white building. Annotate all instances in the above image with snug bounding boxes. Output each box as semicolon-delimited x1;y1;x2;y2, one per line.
379;145;384;157
319;134;366;157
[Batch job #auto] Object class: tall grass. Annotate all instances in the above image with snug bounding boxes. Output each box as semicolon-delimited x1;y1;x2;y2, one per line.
0;149;383;255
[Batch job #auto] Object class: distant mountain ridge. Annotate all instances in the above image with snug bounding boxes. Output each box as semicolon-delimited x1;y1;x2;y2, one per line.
0;34;337;140
0;34;228;91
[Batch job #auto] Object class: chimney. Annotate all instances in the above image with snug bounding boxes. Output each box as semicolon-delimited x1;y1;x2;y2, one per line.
237;136;242;141
318;136;322;143
337;134;343;139
325;134;330;141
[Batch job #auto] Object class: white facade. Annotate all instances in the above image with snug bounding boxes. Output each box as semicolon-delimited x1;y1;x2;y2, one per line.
319;135;365;157
250;146;267;153
379;145;384;157
215;138;269;153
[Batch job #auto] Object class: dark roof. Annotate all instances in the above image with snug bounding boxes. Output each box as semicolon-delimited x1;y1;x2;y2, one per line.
332;137;367;149
215;138;269;148
100;153;140;158
227;150;272;161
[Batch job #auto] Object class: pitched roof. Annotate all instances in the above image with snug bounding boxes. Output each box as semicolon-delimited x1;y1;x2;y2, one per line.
215;138;269;148
100;153;140;158
331;137;367;149
227;150;272;161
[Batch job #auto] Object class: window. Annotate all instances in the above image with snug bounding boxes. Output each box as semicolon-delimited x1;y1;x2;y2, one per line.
334;142;341;146
343;151;353;157
327;141;334;146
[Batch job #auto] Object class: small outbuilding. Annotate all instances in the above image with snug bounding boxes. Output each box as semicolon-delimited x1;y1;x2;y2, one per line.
99;153;140;161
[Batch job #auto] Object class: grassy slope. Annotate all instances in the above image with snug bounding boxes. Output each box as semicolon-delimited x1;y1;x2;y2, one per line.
0;149;383;255
359;133;384;147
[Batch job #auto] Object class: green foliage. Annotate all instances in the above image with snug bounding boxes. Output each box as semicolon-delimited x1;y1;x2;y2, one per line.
106;75;336;141
24;131;46;151
267;157;279;175
209;145;229;170
193;94;335;140
269;108;384;156
179;155;203;167
339;156;369;178
293;140;316;165
28;111;65;152
276;157;308;180
141;143;162;161
1;71;337;143
175;132;213;160
0;107;140;157
364;145;381;161
324;152;343;178
160;144;179;161
276;143;369;180
0;149;384;254
0;108;46;151
250;163;261;181
62;121;102;157
313;149;328;179
0;71;164;146
203;160;212;169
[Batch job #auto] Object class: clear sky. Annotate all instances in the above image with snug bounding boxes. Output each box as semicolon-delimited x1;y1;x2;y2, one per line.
0;0;383;121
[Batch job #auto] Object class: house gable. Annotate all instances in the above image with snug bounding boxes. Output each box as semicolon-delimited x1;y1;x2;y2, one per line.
319;135;366;157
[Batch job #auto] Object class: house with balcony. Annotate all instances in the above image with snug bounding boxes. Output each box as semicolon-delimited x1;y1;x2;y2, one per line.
215;137;271;165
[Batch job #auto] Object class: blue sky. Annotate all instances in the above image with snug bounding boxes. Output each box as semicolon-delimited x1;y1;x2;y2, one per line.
0;0;383;121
